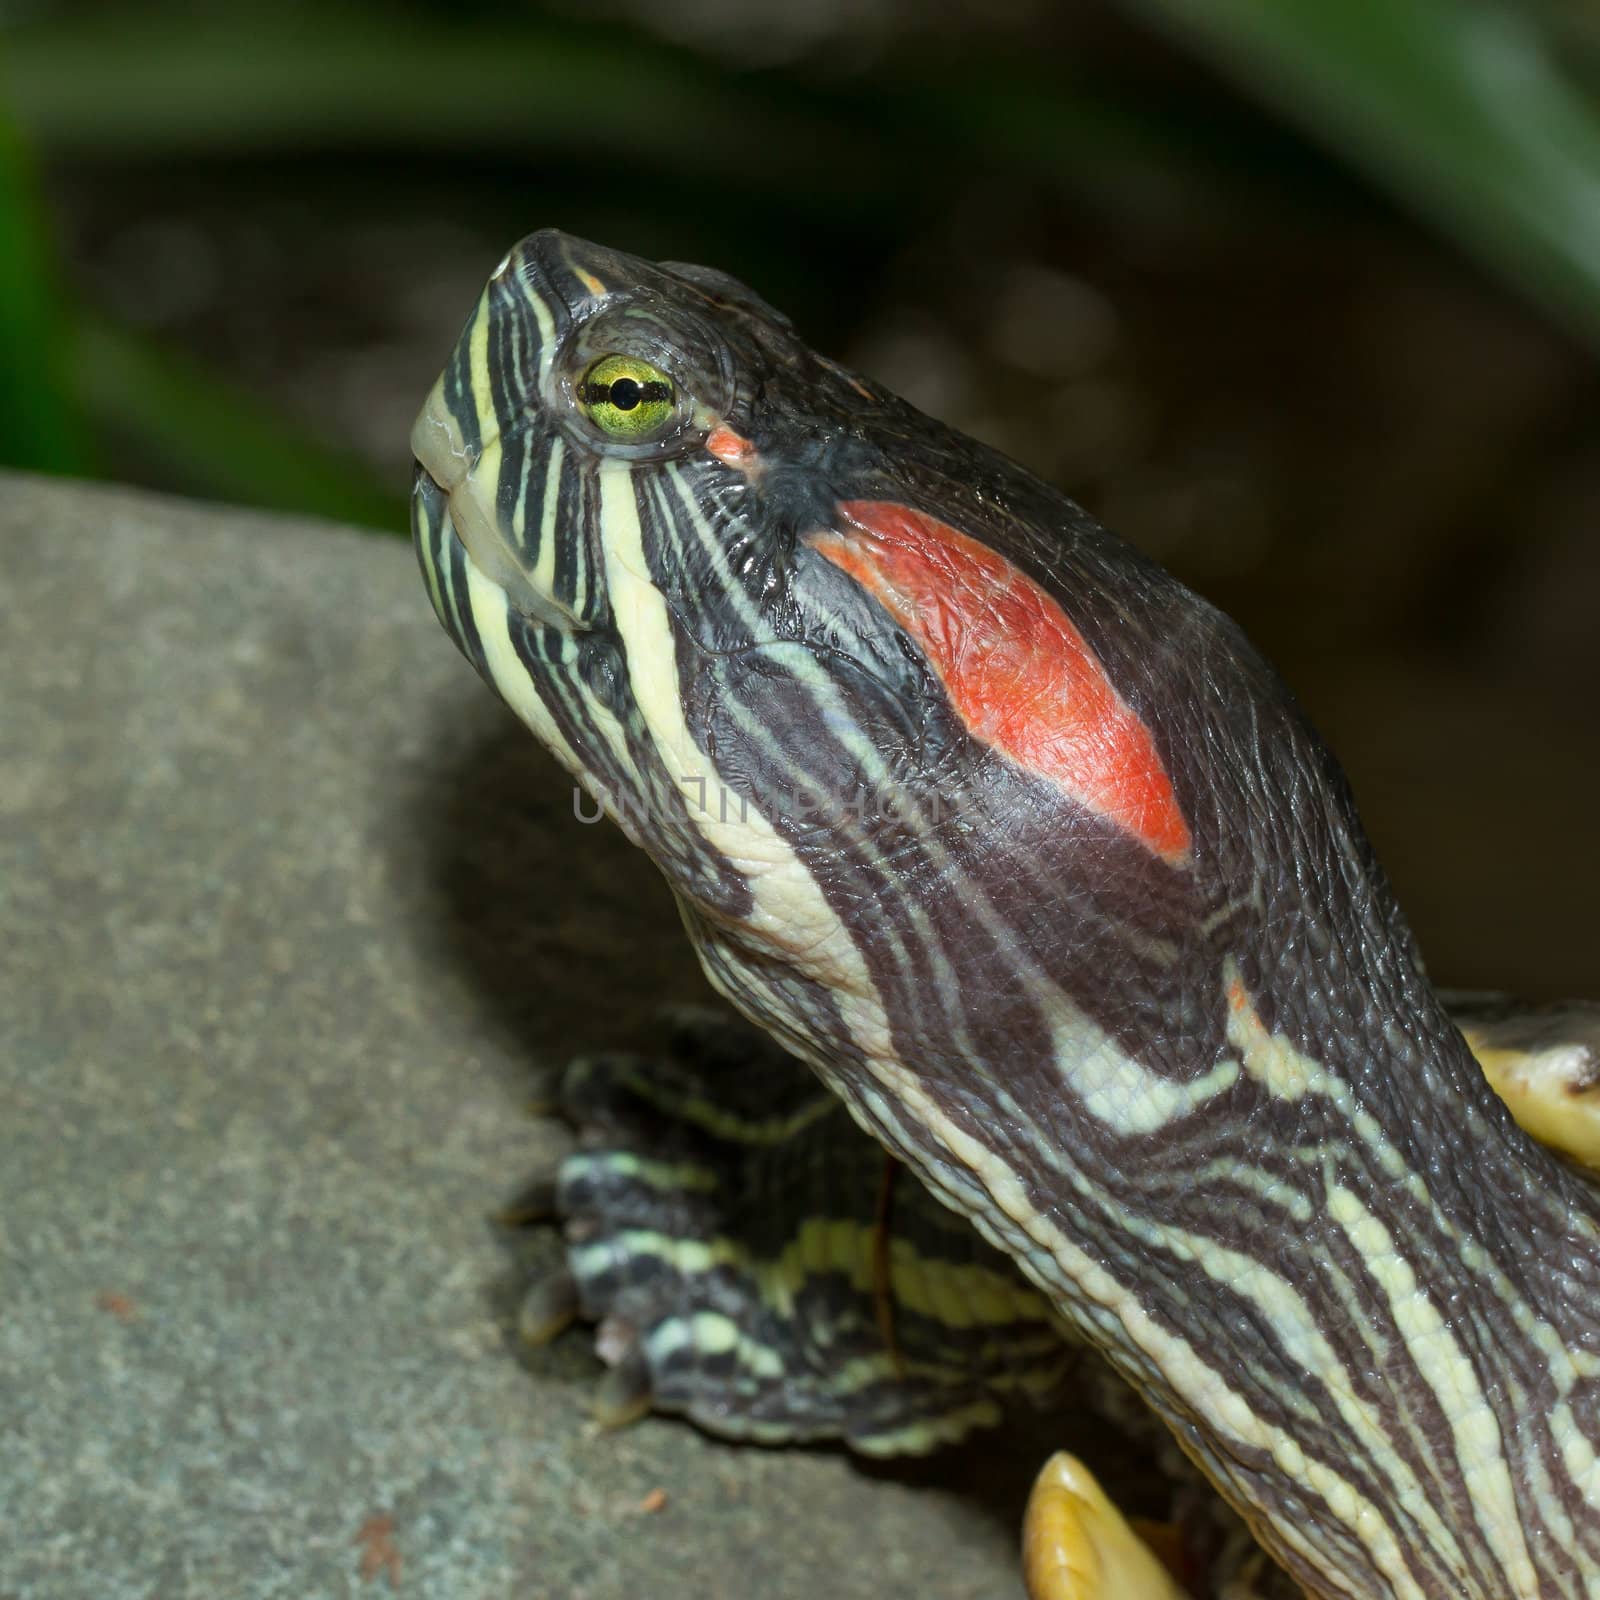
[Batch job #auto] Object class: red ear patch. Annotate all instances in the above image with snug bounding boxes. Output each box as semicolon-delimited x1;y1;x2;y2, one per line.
811;500;1191;866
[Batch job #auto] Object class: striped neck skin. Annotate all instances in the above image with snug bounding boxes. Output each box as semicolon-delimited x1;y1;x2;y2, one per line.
411;230;1600;1600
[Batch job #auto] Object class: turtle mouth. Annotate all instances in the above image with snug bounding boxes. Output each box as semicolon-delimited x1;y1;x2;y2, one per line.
421;464;586;636
410;398;587;635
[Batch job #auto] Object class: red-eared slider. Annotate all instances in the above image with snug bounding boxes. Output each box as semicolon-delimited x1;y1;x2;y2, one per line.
410;231;1600;1599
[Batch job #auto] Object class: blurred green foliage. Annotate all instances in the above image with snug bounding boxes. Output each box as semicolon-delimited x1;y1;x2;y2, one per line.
0;108;88;476
1133;0;1600;361
2;0;1599;532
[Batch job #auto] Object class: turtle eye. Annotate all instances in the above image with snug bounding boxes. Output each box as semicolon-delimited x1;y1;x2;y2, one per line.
577;353;677;441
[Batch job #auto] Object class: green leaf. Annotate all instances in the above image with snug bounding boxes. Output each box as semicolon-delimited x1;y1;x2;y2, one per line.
0;10;888;218
1124;0;1600;346
1;6;1334;226
0;108;90;474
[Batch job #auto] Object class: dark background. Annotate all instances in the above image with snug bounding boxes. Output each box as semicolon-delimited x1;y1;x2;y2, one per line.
4;0;1597;996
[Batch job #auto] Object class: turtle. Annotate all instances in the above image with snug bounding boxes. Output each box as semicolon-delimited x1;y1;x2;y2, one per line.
408;230;1600;1599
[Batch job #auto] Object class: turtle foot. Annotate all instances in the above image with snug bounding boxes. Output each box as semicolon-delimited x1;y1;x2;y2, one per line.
513;1008;1074;1453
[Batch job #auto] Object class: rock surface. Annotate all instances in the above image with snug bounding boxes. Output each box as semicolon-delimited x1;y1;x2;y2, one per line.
1;476;1040;1599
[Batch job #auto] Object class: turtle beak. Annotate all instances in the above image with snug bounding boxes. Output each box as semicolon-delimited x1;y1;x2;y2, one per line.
411;401;585;635
409;240;591;635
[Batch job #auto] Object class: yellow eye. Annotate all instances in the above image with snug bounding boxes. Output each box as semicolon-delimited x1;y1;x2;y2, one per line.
577;354;676;440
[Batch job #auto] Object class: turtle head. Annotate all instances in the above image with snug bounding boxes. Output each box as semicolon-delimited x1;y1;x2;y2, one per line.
412;230;911;874
412;230;1230;933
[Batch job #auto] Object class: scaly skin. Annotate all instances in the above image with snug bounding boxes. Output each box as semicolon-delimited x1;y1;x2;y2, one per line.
411;231;1600;1598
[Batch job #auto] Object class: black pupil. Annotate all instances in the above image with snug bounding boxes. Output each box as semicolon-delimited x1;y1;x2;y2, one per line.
583;372;670;414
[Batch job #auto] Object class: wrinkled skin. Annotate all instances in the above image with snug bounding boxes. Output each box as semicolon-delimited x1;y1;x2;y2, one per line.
412;232;1600;1599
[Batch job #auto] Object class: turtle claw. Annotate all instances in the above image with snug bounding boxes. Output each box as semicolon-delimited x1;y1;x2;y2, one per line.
592;1344;654;1429
499;1171;560;1226
1022;1453;1187;1600
522;1064;569;1121
518;1267;580;1346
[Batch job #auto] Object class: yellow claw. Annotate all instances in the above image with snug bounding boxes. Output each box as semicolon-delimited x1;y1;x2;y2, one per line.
1022;1452;1188;1600
1469;1032;1600;1173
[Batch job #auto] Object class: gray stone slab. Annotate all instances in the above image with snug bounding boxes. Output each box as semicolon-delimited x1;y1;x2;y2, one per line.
0;476;1040;1599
